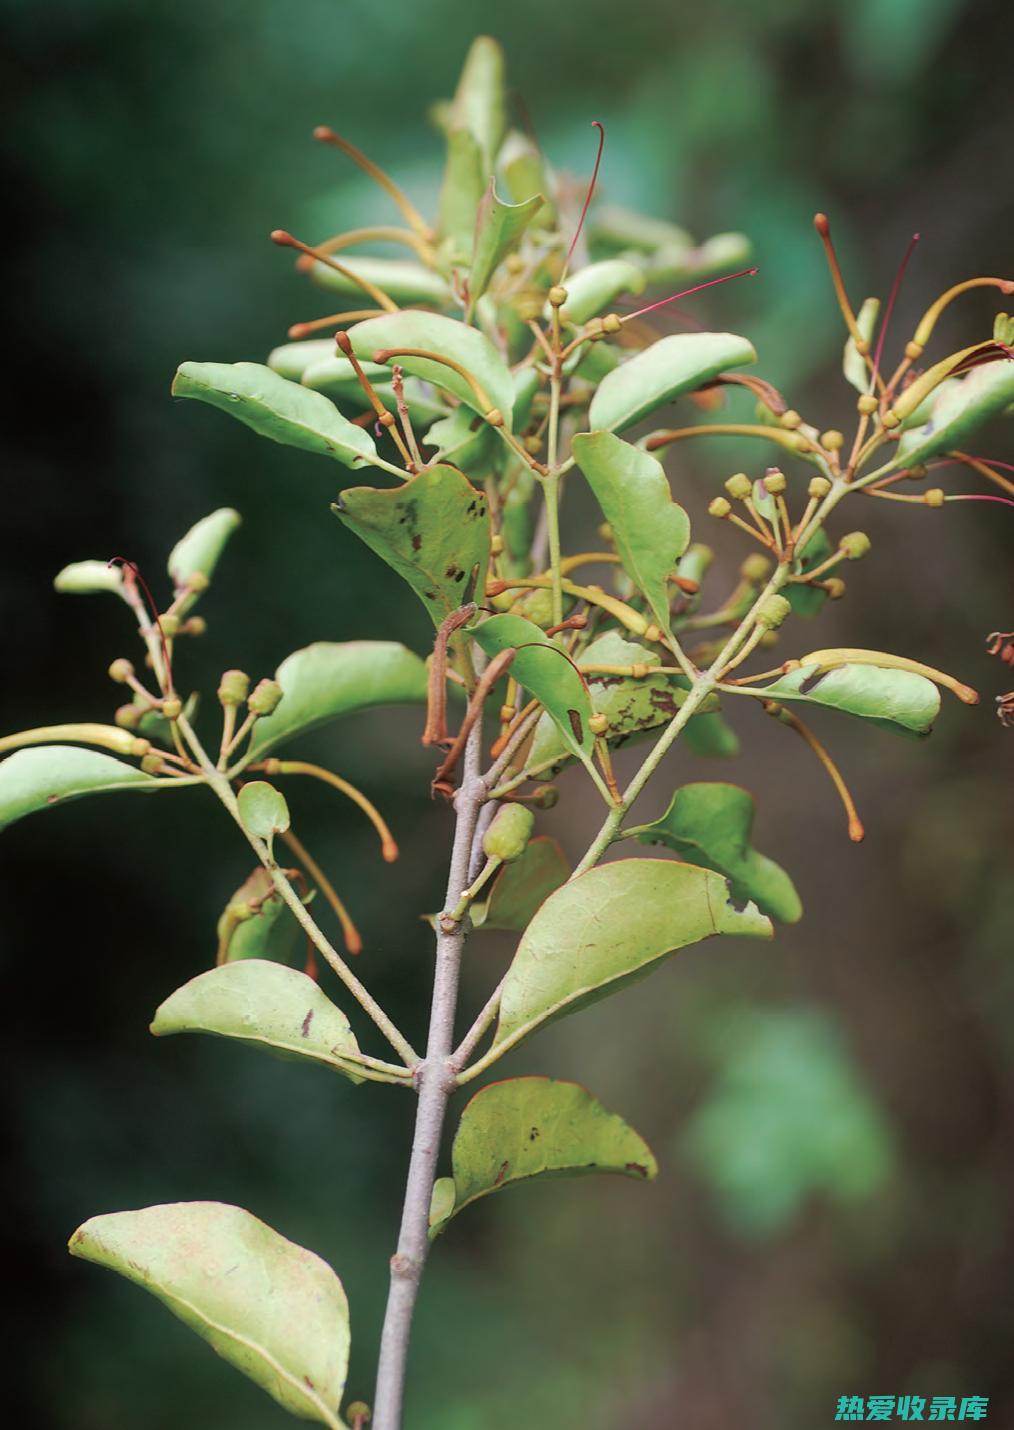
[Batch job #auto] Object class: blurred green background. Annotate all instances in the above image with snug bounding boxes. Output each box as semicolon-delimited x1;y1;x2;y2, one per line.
3;1;1013;1426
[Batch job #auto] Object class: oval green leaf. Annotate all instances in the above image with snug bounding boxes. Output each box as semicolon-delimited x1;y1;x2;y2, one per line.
449;34;506;169
895;359;1014;467
167;508;241;590
246;641;428;761
172;361;377;470
237;780;290;846
152;960;364;1083
469;180;544;306
572;431;690;636
53;560;124;596
304;253;452;306
68;1202;349;1428
347;312;514;424
0;746;158;833
470;612;596;767
629;782;802;924
430;1077;657;1235
556;259;645;325
588;331;757;433
334;465;490;628
758;662;941;737
494;858;772;1051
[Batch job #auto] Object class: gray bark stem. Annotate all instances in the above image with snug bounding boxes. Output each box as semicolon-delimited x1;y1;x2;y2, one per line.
371;718;485;1429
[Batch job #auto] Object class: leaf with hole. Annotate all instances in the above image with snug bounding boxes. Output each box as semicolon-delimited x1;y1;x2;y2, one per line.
334;465;490;629
246;641;428;761
494;859;772;1052
68;1202;350;1427
758;662;941;737
469;180;544;306
430;1077;656;1235
172;361;377;470
588;331;756;433
470;613;596;769
573;431;690;637
347;312;514;424
152;960;364;1083
0;746;159;833
629;782;801;923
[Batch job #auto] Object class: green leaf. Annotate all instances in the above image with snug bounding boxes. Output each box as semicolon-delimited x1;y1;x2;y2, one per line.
469;180;544;305
573;431;690;636
218;868;305;967
470;613;596;768
0;746;158;833
758;662;941;737
588;331;757;433
494;859;772;1051
589;204;694;257
645;232;751;285
237;781;290;848
471;835;570;932
430;1077;656;1234
843;297;879;393
438;127;486;255
449;35;506;170
267;340;391;399
347;312;514;424
630;782;801;923
167;508;241;590
53;560;123;596
152;960;364;1083
246;641;428;761
895;359;1014;467
500;132;556;227
785;527;832;619
423;406;495;472
69;1202;350;1427
334;465;490;629
171;362;377;470
682;710;740;759
303;254;452;306
556;259;645;325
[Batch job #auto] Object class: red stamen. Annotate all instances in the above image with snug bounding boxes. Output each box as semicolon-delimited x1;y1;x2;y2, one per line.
623;268;758;323
946;493;1014;511
967;456;1014;472
564;120;605;274
108;558;174;693
870;232;920;385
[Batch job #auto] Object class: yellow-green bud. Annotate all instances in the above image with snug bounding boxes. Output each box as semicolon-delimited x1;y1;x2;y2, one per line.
601;313;622;334
725;472;752;501
161;697;182;721
759;630;780;648
741;553;773;584
248;678;284;716
157;614;180;639
820;430;844;451
490;533;504;556
708;496;732;519
924;488;945;508
856;393;878;415
530;786;560;810
588;711;610;736
547;284;568;308
907;464;928;480
180;615;207;637
218;669;250;706
808;476;832;500
762;469;787;495
517;295;543;322
140;753;166;775
345;1404;371;1429
824;577;847;599
482;803;535;863
840;531;871;560
114;703;142;730
780;409;802;429
757;594;792;630
108;658;134;684
504;253;525;275
598;521;613;542
185;571;210;594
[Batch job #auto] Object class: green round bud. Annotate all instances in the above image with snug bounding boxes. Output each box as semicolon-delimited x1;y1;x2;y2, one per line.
820;430;844;451
218;669;250;706
708;496;732;519
924;488;945;508
108;657;134;684
547;284;568;308
161;697;182;720
907;464;928;480
756;594;792;630
186;571;210;594
856;393;878;415
504;253;525;275
140;753;166;775
740;553;773;584
824;577;847;599
780;409;802;429
588;712;610;736
840;531;871;560
180;615;207;637
157;614;180;639
114;703;142;730
346;1405;371;1428
531;786;560;810
248;678;284;716
762;468;787;495
482;803;535;863
601;313;622;334
725;473;752;501
808;476;832;500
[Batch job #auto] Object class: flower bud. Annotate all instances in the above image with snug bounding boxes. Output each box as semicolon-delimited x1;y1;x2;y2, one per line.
248;678;284;716
824;577;847;599
218;669;250;706
504;253;525;275
820;430;844;451
158;614;180;639
530;785;559;810
161;697;183;720
547;285;568;308
180;616;207;637
757;594;792;630
780;409;801;429
808;476;832;500
924;488;945;508
482;803;535;863
708;496;732;519
108;658;134;684
856;393;878;415
186;571;210;594
588;712;610;736
490;533;504;556
740;553;773;583
762;468;787;495
725;473;752;501
140;753;166;775
840;531;871;560
601;313;622;334
114;703;142;730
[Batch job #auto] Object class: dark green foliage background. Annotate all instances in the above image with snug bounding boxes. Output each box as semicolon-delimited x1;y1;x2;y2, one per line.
2;1;1012;1425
